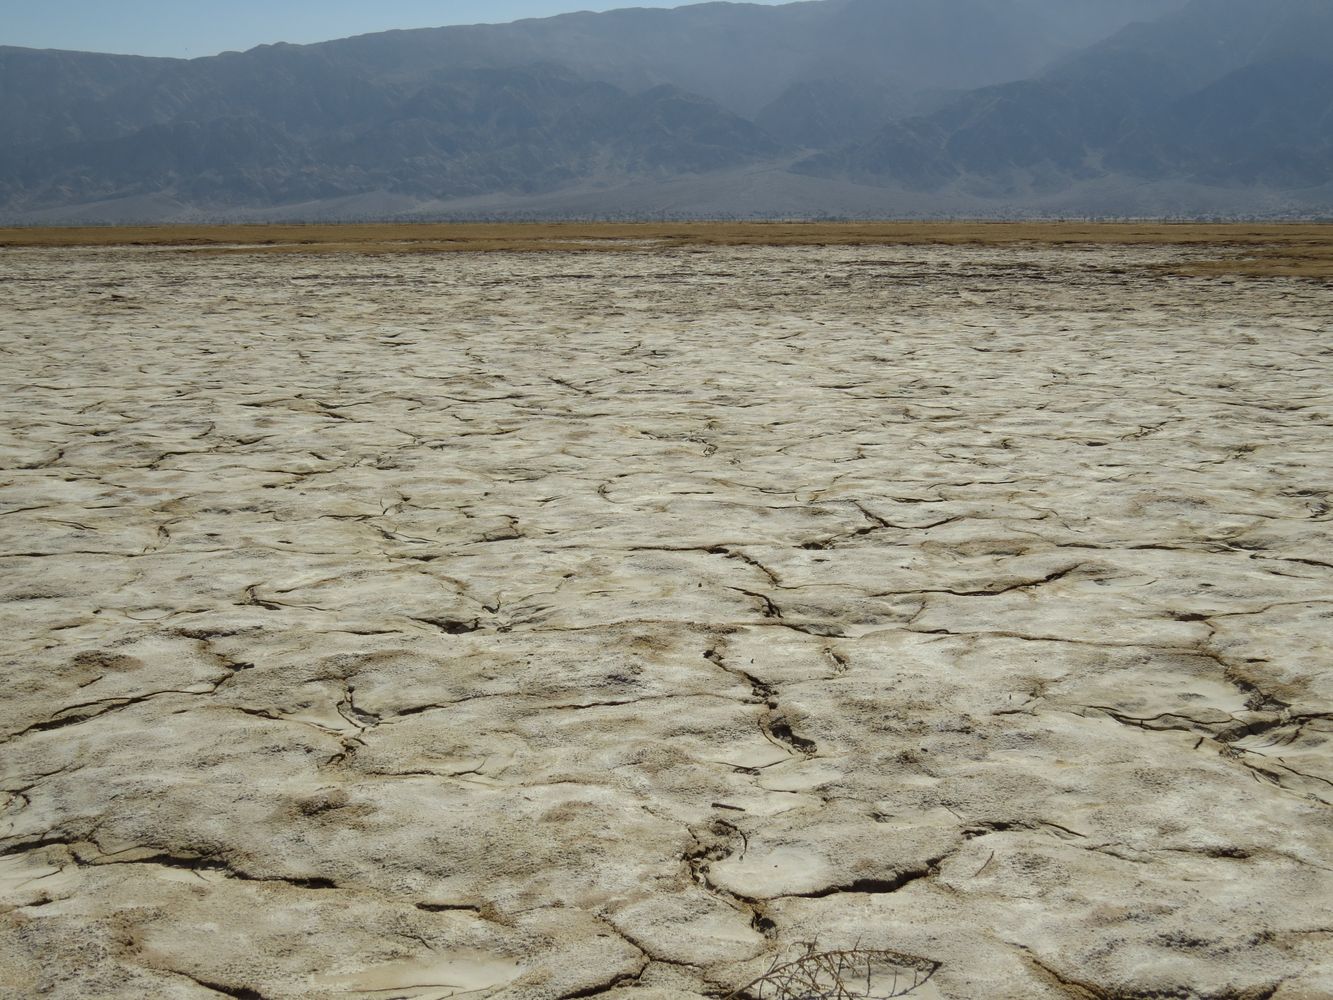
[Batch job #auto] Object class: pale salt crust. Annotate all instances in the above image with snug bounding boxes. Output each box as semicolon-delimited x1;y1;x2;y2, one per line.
0;244;1330;999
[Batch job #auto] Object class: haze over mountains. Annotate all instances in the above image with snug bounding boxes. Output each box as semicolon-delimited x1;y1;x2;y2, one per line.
2;0;1330;221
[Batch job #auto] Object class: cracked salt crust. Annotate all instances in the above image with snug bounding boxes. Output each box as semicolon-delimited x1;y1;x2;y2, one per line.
0;243;1331;999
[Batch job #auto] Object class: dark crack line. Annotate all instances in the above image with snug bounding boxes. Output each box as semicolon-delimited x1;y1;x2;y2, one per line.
770;857;946;901
555;962;649;1000
83;850;340;890
1015;946;1283;1000
1;681;231;744
874;563;1085;599
168;971;271;1000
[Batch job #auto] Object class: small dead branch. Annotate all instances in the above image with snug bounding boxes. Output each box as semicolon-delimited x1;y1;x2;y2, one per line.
727;944;942;1000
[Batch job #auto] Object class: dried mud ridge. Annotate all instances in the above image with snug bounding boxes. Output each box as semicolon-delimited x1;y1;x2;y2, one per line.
1;243;1331;999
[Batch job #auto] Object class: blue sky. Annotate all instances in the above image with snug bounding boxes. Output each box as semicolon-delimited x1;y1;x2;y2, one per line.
3;1;789;57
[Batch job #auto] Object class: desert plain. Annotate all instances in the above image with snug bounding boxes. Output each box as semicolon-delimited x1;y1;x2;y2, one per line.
1;225;1331;1000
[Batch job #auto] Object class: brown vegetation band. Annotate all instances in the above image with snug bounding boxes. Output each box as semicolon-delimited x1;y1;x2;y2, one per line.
1;222;1330;278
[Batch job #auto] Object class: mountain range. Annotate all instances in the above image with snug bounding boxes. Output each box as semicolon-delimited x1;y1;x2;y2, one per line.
2;0;1330;222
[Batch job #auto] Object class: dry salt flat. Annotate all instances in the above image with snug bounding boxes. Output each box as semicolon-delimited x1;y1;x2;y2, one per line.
0;242;1331;1000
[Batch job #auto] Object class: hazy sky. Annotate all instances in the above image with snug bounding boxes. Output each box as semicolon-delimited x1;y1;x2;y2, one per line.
4;1;790;57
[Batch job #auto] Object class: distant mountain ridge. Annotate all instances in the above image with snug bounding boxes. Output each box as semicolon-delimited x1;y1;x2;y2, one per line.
2;0;1330;221
798;0;1333;194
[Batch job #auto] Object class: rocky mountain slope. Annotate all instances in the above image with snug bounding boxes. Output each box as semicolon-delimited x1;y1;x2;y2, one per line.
800;0;1333;195
4;0;1330;219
